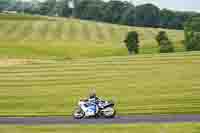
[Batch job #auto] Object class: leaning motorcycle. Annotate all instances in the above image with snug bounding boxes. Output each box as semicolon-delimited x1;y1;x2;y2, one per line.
73;99;116;119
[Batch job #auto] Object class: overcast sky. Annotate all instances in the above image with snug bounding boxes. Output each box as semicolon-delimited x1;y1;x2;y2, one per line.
23;0;200;13
129;0;200;12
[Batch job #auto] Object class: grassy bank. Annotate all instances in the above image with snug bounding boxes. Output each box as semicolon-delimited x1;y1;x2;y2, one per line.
0;14;184;58
0;52;200;116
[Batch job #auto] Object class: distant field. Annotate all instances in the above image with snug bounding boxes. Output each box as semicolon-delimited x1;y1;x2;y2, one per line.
0;14;184;59
0;123;200;133
0;52;200;116
0;13;50;20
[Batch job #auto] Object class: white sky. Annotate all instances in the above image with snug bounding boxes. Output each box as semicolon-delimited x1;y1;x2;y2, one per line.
22;0;200;13
130;0;200;12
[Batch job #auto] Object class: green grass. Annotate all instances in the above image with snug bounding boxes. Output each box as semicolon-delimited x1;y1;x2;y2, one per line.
0;123;200;133
0;52;200;116
0;14;184;59
0;13;196;117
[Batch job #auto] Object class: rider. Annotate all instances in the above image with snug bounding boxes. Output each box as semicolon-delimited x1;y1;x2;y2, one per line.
88;89;100;104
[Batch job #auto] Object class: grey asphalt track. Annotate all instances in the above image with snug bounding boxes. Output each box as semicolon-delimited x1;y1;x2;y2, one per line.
1;115;200;125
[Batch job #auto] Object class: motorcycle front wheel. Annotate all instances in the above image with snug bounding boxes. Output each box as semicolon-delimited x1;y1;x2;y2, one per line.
73;107;85;119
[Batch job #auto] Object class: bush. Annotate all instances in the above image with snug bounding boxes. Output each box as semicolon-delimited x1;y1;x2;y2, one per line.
185;32;200;51
184;17;200;51
156;31;174;53
156;31;168;45
159;40;174;53
124;31;139;54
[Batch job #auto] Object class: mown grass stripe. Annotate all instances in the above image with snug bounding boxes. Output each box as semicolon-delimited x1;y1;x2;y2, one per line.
54;21;65;40
0;58;198;70
38;21;50;40
0;21;19;40
82;22;91;41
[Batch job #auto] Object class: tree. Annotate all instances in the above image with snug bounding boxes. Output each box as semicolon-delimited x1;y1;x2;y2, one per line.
103;1;130;24
184;17;200;51
156;31;168;44
159;40;174;53
160;9;176;28
57;0;72;17
160;9;191;29
0;0;10;11
24;0;41;14
75;0;105;21
39;0;57;16
124;31;139;54
119;2;136;26
136;4;160;27
0;0;16;12
156;31;174;53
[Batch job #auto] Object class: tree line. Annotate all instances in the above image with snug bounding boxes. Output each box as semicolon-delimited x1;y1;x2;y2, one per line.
1;0;200;30
74;0;200;30
124;17;200;54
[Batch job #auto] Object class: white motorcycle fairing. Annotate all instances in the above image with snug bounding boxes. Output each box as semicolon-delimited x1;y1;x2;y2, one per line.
79;101;99;117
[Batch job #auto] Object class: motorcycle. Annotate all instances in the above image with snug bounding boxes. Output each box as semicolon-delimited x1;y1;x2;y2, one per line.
73;99;116;119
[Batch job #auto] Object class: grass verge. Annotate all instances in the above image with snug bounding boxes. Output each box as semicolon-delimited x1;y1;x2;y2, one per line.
0;123;200;133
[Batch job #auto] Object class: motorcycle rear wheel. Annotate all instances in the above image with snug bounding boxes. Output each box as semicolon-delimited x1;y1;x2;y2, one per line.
102;108;116;118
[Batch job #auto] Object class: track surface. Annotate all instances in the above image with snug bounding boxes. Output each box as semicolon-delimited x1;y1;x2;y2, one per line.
1;115;200;125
